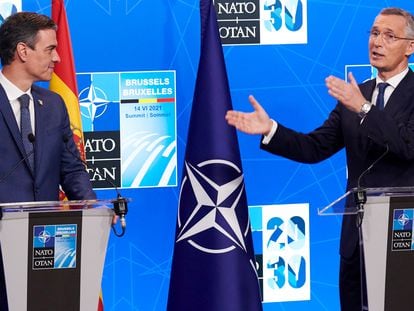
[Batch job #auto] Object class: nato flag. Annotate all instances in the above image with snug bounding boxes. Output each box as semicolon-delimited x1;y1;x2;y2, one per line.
167;0;262;310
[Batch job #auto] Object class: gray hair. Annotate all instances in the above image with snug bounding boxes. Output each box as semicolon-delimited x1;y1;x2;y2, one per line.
380;7;414;39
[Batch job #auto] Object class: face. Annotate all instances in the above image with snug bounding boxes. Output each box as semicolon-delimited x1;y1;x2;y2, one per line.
369;14;414;80
24;29;61;82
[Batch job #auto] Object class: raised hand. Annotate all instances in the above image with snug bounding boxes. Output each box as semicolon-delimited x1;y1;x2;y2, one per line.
325;72;366;113
225;95;273;135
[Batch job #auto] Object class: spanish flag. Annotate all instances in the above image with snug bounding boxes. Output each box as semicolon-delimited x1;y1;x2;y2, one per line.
50;0;85;160
50;1;104;310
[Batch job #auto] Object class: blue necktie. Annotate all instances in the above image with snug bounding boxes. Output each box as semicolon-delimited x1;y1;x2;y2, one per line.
376;82;389;111
18;94;34;172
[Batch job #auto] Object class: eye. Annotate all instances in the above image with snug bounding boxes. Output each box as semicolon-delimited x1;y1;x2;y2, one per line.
370;30;380;37
383;32;396;41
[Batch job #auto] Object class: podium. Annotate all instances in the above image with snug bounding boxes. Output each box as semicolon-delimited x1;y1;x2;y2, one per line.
0;199;116;311
319;187;414;311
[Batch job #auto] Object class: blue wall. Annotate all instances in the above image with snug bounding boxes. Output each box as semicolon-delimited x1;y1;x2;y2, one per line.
22;1;414;310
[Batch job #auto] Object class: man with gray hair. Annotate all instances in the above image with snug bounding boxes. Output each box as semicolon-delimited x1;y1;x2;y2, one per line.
226;7;414;310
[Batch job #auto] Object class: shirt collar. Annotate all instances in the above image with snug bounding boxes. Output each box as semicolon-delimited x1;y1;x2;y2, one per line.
375;67;409;89
0;70;32;101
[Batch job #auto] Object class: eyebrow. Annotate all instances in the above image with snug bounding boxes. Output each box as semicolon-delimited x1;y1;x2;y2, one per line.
372;26;394;31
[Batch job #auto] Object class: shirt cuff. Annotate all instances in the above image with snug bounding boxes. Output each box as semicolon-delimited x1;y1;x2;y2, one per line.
262;119;278;145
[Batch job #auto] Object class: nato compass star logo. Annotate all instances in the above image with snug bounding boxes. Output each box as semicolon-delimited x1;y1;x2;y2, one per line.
176;159;250;254
79;82;110;130
398;213;410;226
38;230;51;244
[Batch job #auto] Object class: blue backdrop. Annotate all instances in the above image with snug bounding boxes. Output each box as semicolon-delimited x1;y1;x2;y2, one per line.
20;0;414;310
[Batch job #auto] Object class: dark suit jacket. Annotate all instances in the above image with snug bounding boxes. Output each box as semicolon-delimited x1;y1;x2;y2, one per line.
261;69;414;258
0;83;96;310
0;83;96;203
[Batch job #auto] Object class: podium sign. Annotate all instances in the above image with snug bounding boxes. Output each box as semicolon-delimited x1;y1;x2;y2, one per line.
365;195;414;311
319;187;414;311
0;200;114;311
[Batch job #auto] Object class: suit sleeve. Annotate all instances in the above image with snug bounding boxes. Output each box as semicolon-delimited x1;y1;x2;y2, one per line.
59;102;96;200
260;104;345;163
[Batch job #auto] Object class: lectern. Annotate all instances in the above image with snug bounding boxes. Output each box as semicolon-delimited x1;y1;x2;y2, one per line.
319;187;414;311
0;199;115;311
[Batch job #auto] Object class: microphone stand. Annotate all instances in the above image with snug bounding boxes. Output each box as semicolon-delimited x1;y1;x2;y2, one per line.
63;134;128;237
354;144;389;227
0;134;36;184
354;143;389;311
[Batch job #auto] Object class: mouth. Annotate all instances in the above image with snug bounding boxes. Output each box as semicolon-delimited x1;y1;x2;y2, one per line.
371;51;385;59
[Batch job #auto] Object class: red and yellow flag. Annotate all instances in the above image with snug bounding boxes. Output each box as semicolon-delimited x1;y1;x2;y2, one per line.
50;1;103;310
50;0;85;160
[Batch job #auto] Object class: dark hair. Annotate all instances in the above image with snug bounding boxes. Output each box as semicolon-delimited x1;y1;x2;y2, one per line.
0;12;57;66
380;7;414;38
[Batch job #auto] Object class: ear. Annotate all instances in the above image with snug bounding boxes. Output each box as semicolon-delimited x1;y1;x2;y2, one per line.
15;42;29;62
405;40;414;57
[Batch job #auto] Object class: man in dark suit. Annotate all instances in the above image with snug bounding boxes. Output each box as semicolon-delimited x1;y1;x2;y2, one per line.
226;7;414;311
0;12;96;310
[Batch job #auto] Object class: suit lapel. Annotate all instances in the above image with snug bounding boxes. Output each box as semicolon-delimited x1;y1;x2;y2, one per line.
0;84;28;159
358;79;378;153
359;70;414;117
32;89;46;175
360;79;376;102
384;69;414;116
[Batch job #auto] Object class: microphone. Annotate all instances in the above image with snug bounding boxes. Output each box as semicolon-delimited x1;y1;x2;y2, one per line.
28;133;35;143
354;143;389;226
62;134;128;237
0;134;35;183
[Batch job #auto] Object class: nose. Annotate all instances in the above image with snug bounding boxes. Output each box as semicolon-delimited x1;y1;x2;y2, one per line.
53;50;61;63
373;32;384;45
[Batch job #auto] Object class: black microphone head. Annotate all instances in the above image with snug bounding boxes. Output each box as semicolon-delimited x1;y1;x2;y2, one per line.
27;133;35;143
62;135;70;143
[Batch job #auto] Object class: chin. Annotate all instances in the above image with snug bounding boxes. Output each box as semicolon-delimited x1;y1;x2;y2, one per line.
369;60;383;70
42;74;53;81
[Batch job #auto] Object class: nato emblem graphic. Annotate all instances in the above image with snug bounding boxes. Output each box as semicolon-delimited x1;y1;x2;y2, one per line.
33;225;78;270
392;209;414;251
77;71;177;189
176;159;250;254
79;83;111;132
214;0;307;45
